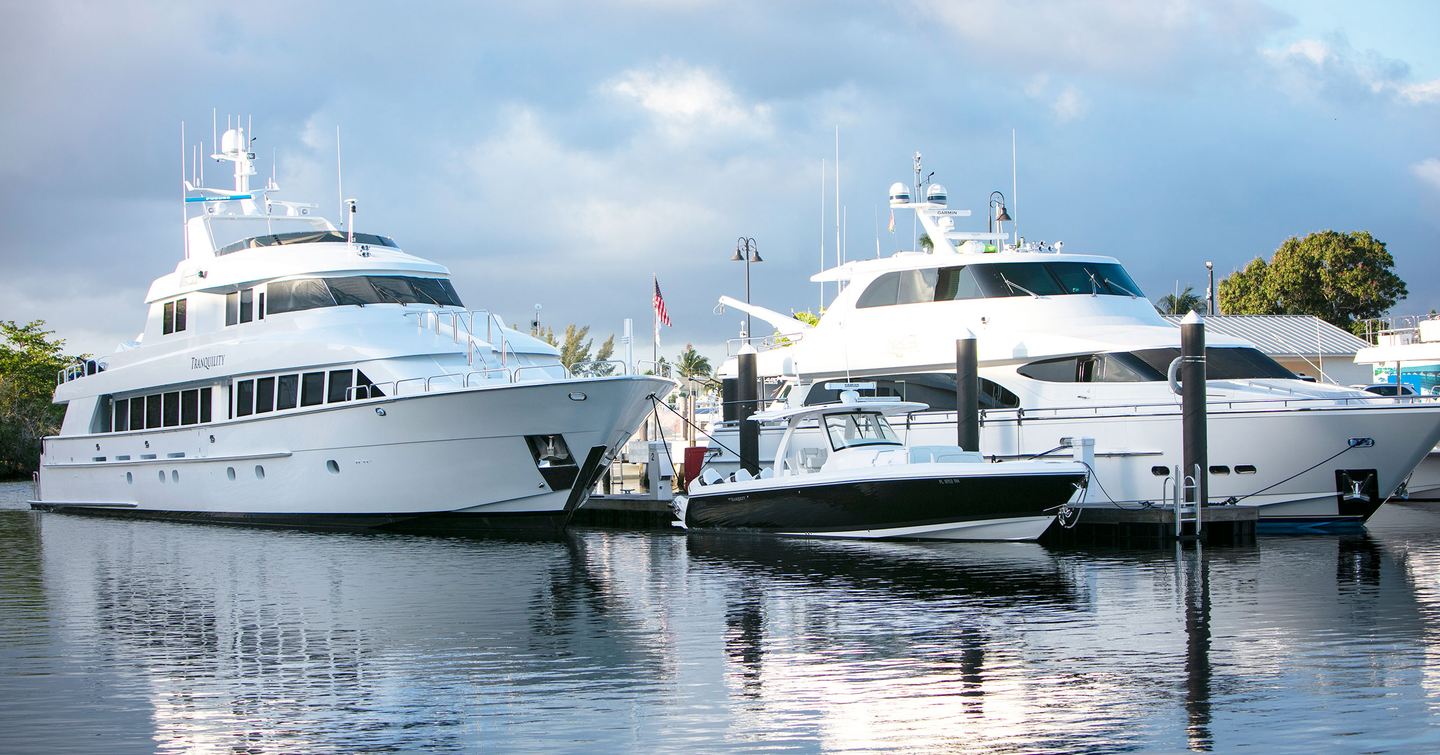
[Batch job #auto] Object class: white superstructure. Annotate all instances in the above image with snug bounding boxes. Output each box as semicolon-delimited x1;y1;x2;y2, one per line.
33;123;674;529
708;161;1440;526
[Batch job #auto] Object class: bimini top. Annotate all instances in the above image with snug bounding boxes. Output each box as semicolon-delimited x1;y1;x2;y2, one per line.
753;393;928;424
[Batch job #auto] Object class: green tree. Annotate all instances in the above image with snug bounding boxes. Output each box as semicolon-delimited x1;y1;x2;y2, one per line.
1218;231;1407;334
1154;285;1205;315
918;233;933;253
0;321;71;478
539;324;614;371
676;343;712;382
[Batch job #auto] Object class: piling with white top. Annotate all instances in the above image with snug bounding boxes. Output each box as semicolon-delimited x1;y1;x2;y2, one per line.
1180;311;1209;509
955;332;980;452
737;345;760;475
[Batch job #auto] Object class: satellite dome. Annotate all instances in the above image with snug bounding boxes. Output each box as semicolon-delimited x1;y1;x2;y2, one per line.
220;128;245;155
888;182;911;207
925;183;947;206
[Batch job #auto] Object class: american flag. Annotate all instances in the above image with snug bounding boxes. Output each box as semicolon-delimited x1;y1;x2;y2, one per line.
653;276;672;327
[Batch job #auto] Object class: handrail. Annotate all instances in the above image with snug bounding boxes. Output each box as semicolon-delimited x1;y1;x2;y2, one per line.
569;359;628;378
725;332;802;356
403;307;515;368
634;360;675;379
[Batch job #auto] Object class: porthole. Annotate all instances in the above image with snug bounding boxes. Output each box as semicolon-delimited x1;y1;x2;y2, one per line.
171;470;179;483
1151;466;1169;477
158;470;166;483
255;465;265;480
125;472;133;484
1236;465;1257;475
326;459;340;475
1209;465;1231;475
226;466;236;481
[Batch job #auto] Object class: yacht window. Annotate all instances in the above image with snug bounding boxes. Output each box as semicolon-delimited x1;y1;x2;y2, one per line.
181;389;199;425
200;387;212;423
981;378;1021;409
235;379;255;417
1048;262;1141;297
254;377;276;414
823;411;901;451
969;263;1066;297
327;370;353;403
267;279;337;315
114;397;129;432
802;373;1019;410
239;288;254;323
95;396;113;434
145;394;162;428
354;370;385;399
175;299;187;331
162;391;180;427
276;374;299;410
163;302;175;335
301;372;325;406
1129;347;1297;381
214;229;399;256
856;273;901;308
1019;353;1160;383
226;292;239;326
257;292;265;320
131;397;146;430
936;266;986;300
328;275;464;307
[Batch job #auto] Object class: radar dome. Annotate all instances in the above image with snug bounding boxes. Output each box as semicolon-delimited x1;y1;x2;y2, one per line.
925;183;947;205
888;182;911;207
220;128;245;155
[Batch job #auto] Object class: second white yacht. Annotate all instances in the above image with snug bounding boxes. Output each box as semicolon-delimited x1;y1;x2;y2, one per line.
707;161;1440;527
32;123;674;530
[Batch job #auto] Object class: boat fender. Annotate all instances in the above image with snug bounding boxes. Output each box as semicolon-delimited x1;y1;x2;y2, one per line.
670;494;689;523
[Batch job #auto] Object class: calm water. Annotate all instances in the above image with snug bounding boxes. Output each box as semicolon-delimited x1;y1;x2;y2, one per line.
4;482;1440;753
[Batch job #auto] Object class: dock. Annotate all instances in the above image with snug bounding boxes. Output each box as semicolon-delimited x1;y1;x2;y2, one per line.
571;493;677;529
1043;503;1257;547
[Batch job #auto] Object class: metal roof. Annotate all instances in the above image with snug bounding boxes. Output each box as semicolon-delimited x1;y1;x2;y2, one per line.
1160;315;1369;357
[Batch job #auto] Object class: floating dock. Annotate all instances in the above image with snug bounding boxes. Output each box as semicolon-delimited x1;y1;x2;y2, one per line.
1043;504;1257;547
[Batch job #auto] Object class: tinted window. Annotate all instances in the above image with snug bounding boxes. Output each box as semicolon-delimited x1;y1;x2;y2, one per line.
163;301;175;334
355;370;384;399
162;391;180;427
254;377;276;414
802;373;1019;410
236;380;254;417
239;288;254;323
301;372;325;406
327;370;353;403
276;374;299;410
1019;353;1162;383
146;394;162;428
969;263;1065;297
856;273;900;308
1130;347;1296;381
936;266;985;300
200;387;212;423
131;397;147;429
181;389;198;425
175;299;187;331
267;279;336;314
226;292;239;326
114;397;129;432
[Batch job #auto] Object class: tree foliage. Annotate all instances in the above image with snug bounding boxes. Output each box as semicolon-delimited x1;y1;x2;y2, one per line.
676;343;712;382
539;324;614;371
1218;231;1407;334
0;321;70;478
1155;285;1205;315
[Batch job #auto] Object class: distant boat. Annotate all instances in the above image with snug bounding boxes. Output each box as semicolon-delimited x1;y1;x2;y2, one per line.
675;393;1087;541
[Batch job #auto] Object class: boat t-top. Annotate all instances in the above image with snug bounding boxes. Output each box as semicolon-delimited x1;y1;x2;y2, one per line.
32;118;674;529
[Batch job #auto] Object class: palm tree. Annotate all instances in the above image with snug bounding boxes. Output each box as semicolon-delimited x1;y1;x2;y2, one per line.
1155;285;1205;315
675;344;713;444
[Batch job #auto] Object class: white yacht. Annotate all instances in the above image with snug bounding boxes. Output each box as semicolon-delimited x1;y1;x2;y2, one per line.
32;125;674;529
707;165;1440;527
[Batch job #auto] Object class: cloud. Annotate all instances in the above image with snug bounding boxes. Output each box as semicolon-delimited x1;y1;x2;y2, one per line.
1022;75;1088;123
1413;158;1440;191
602;61;774;145
1264;36;1438;107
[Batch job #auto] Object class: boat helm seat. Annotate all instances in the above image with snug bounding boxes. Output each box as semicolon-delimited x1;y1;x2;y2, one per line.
700;467;722;486
733;468;754;482
759;467;774;479
799;447;826;472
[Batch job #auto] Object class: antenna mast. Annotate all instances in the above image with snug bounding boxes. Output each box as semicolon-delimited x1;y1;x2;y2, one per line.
818;158;826;310
180;122;189;260
1012;129;1019;246
336;126;344;223
834;127;841;287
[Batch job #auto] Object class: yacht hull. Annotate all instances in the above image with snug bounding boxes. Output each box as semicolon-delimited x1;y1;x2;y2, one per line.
708;403;1440;525
34;375;670;531
682;467;1083;541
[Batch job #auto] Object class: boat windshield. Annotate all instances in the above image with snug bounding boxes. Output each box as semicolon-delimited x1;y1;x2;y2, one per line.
823;411;902;451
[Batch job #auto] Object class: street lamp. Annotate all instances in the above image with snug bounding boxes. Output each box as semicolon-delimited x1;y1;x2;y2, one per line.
731;237;762;339
1205;261;1216;316
988;190;1012;243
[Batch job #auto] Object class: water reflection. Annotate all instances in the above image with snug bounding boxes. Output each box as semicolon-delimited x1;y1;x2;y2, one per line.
1;495;1439;752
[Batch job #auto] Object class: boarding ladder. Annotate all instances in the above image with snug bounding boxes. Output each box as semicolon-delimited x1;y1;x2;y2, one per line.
1162;464;1204;537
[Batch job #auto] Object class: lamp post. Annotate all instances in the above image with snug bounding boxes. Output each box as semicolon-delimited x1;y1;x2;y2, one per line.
731;237;762;340
1205;261;1216;316
988;190;1012;244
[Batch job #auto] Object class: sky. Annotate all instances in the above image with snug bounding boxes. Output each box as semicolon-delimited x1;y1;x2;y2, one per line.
1;0;1437;362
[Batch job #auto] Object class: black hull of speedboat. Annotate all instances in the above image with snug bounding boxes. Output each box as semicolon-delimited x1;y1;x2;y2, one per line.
683;472;1084;540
